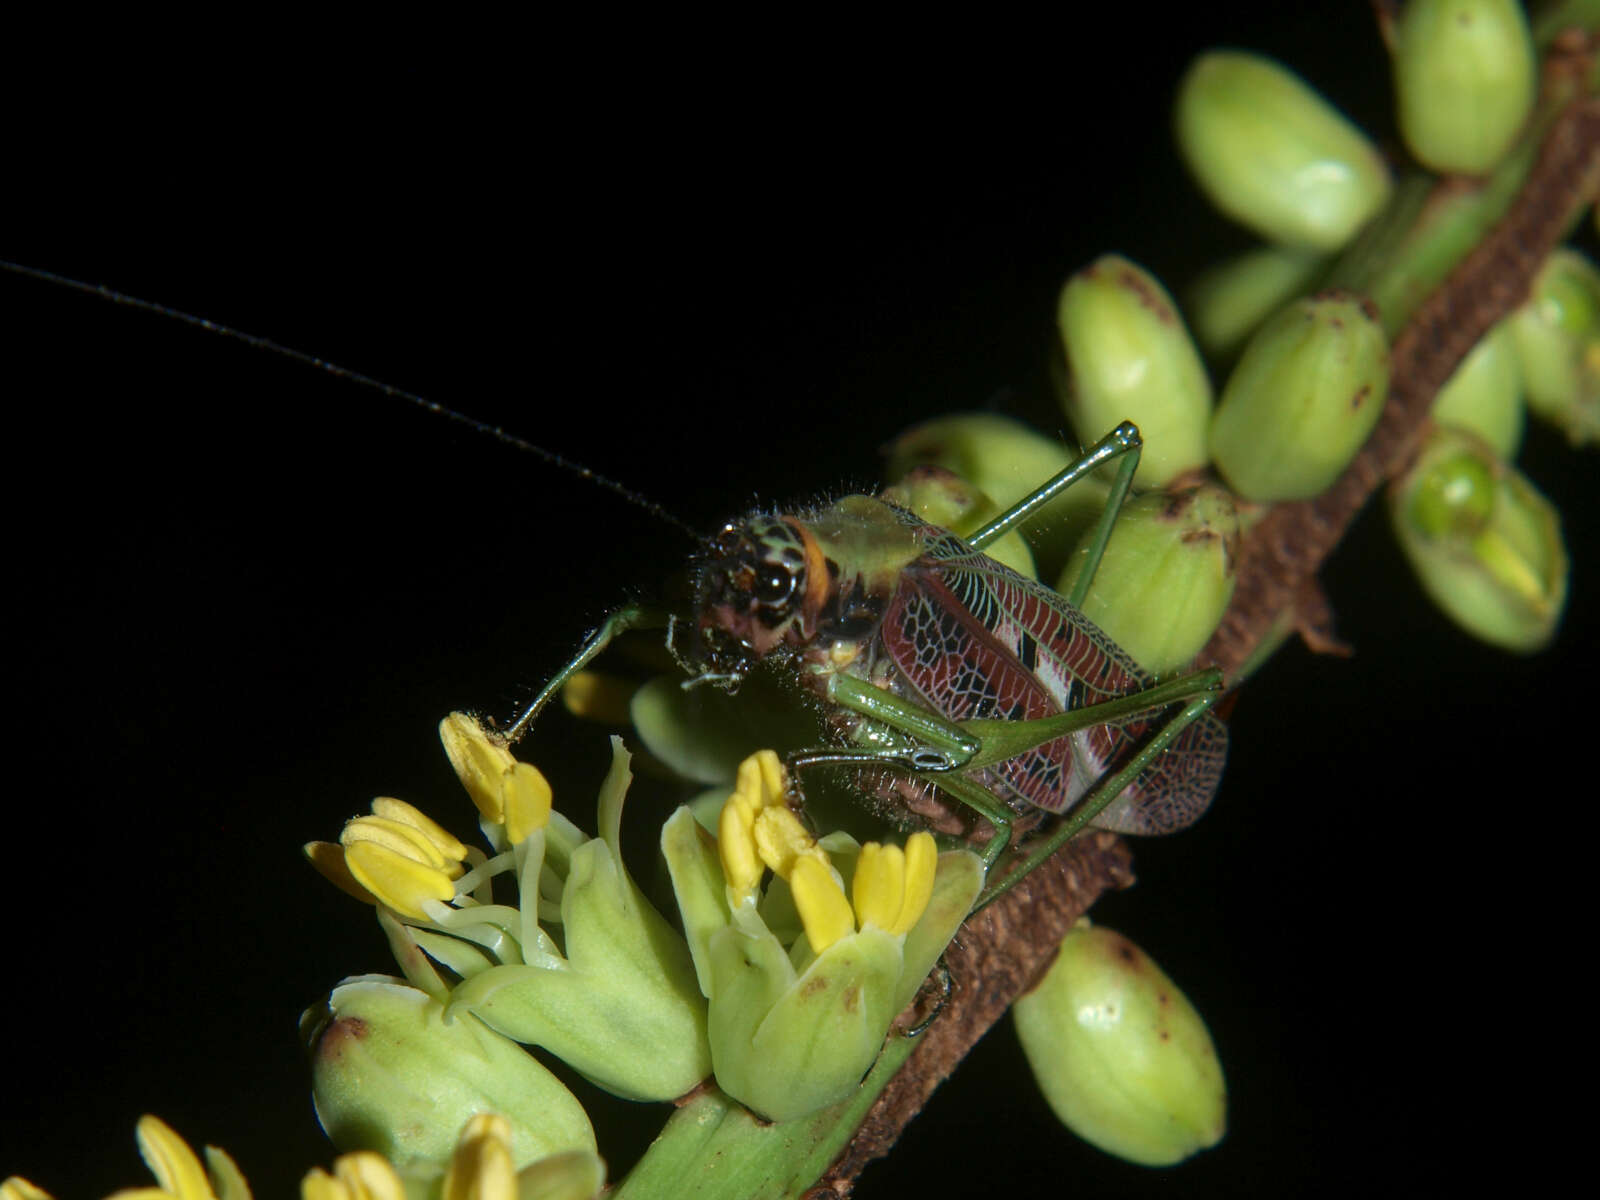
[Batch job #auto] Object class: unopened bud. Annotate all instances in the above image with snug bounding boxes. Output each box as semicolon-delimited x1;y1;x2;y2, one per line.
1392;0;1536;176
1185;245;1327;360
1057;255;1213;489
1175;50;1391;250
305;978;595;1170
1508;249;1600;446
1431;321;1524;458
1014;923;1225;1167
1210;290;1389;501
1056;485;1238;675
881;465;1037;578
884;413;1094;572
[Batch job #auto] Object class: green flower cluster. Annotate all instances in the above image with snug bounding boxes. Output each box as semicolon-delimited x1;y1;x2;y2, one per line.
884;3;1585;668
300;717;985;1185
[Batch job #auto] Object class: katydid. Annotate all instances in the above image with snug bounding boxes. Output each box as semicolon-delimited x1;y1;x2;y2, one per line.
510;423;1226;904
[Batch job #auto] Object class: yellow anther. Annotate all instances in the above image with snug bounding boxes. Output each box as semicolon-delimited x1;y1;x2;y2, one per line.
312;796;469;914
440;712;518;824
443;1114;516;1200
718;793;763;899
728;758;764;825
852;842;904;932
456;1113;513;1143
301;1152;405;1200
730;750;786;820
502;761;554;845
753;750;786;805
104;1116;217;1200
790;856;856;954
852;832;938;935
1;1179;53;1200
341;816;463;875
752;806;825;881
304;841;378;906
897;832;938;933
369;797;469;861
721;750;795;899
343;840;458;919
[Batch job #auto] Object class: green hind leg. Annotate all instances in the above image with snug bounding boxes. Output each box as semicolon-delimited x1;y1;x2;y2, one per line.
787;668;1222;874
500;604;667;744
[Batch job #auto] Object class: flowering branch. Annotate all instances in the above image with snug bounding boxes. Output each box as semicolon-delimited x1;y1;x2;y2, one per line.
811;25;1600;1197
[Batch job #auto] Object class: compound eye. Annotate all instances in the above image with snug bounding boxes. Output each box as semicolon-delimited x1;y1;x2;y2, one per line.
713;525;743;556
755;564;796;607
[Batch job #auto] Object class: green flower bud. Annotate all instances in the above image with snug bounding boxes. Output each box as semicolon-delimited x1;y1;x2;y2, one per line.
1389;426;1568;652
1185;245;1327;360
1392;0;1537;176
1210;289;1390;501
1175;50;1391;251
1055;485;1239;675
884;413;1097;573
1057;255;1213;489
1431;321;1524;458
1014;923;1225;1167
305;977;596;1170
880;465;1037;579
1507;249;1600;445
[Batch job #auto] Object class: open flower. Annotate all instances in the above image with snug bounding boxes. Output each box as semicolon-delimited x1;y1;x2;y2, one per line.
662;751;983;1121
305;715;709;1103
442;775;715;1102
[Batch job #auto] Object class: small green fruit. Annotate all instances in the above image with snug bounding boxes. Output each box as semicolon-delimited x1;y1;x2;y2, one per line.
1431;321;1525;458
1014;923;1226;1167
1175;50;1391;250
1508;249;1600;446
1210;289;1390;501
1056;485;1238;675
1057;254;1214;489
1392;0;1537;175
881;464;1037;578
1186;245;1327;360
884;413;1097;574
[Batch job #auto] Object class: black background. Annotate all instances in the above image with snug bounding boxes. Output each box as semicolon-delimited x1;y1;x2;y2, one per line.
4;7;1594;1196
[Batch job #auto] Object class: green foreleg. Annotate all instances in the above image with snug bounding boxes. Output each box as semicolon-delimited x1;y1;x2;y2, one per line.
500;604;667;744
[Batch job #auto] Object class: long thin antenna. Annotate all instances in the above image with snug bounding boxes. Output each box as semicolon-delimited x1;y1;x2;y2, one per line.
1;260;700;540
